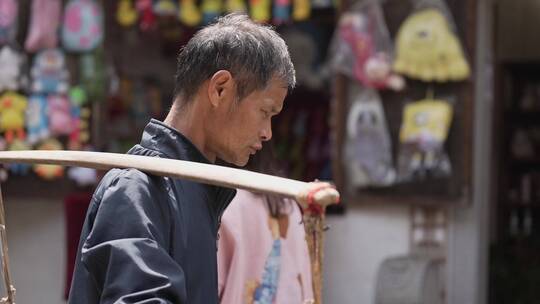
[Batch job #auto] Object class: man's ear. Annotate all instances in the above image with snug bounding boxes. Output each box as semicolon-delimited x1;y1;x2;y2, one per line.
208;70;235;108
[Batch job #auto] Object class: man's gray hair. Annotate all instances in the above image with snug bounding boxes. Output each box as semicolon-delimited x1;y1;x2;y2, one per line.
174;14;296;106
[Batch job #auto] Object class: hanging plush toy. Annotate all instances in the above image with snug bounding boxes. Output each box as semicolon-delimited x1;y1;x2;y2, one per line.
80;48;107;101
62;0;104;52
397;95;453;181
117;0;138;27
292;0;310;21
26;94;50;145
0;0;17;45
0;45;24;91
333;8;404;91
226;0;246;13
344;88;395;188
179;0;202;27
0;91;27;143
250;0;271;23
7;140;31;175
25;0;62;53
153;0;177;16
48;94;74;136
31;48;69;94
393;8;470;82
136;0;157;31
34;138;64;180
273;0;290;25
201;0;222;25
68;86;91;150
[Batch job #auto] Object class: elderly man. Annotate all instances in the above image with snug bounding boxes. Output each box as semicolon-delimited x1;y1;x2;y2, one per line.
69;13;295;304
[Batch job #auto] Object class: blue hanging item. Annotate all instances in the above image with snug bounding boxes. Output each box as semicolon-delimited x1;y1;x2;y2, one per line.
201;0;222;25
26;94;50;145
272;0;290;25
30;48;69;94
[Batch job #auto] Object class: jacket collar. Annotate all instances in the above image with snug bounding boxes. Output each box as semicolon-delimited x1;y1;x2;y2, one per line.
130;119;237;219
137;118;211;163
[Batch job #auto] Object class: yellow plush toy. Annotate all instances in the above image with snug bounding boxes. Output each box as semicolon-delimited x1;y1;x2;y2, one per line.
179;0;202;27
393;9;470;82
250;0;271;23
398;96;454;181
116;0;138;27
400;98;453;144
0;91;27;143
292;0;310;21
226;0;246;13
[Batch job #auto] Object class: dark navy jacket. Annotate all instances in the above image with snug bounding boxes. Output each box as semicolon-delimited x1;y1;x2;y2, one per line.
68;119;237;303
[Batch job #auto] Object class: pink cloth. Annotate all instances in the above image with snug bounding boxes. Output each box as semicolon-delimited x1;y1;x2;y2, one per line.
25;0;61;52
218;190;314;304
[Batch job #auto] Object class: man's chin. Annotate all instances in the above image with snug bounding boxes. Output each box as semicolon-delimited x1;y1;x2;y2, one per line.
233;157;249;167
218;154;248;167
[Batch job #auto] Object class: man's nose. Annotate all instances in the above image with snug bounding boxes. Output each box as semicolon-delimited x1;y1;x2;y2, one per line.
260;123;272;142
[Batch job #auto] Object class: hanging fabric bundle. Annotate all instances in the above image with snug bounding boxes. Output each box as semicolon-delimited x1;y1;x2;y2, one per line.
0;0;17;46
25;0;62;52
330;0;404;91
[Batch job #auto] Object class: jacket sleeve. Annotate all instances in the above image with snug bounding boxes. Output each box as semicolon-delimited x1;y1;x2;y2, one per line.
80;171;186;304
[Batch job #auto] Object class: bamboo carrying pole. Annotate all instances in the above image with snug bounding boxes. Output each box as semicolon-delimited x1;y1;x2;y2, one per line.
0;150;340;304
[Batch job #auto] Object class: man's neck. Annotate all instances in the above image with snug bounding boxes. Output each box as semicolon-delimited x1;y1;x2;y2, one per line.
163;103;216;163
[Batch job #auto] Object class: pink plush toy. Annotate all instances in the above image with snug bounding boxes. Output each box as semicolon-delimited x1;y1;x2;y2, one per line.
25;0;62;52
48;94;73;136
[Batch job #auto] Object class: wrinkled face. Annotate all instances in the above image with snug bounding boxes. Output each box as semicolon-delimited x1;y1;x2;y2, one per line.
210;77;287;166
